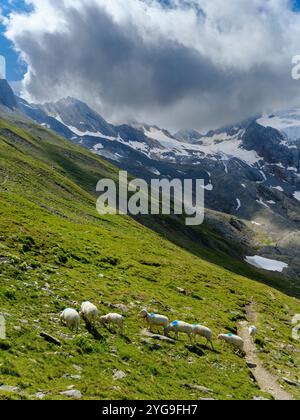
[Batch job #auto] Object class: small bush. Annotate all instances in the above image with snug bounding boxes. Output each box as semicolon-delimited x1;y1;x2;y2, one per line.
74;337;94;354
2;288;16;300
0;362;20;377
19;235;35;252
0;341;11;351
56;251;68;265
98;256;120;267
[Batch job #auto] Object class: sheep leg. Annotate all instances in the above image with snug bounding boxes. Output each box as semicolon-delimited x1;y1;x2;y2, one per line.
209;340;214;350
205;338;214;349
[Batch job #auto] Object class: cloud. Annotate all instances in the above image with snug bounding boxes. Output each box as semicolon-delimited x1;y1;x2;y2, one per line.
4;0;300;130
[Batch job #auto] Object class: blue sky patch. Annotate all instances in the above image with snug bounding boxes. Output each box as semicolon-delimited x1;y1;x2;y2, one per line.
0;0;31;80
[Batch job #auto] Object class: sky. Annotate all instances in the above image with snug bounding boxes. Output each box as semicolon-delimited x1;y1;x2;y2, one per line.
0;1;31;81
1;0;300;131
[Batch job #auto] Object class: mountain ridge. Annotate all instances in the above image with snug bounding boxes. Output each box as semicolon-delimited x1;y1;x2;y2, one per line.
0;80;18;110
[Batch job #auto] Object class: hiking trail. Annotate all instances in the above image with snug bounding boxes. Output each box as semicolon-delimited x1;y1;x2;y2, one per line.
238;304;294;401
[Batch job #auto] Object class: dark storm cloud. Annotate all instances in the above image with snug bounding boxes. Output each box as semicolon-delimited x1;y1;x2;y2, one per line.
5;0;300;130
15;5;223;102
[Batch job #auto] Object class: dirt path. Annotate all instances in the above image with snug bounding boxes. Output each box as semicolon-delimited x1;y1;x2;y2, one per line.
238;305;294;401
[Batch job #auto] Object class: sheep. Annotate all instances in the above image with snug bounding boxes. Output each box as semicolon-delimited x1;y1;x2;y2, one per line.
248;325;257;338
100;313;124;334
80;301;98;325
192;324;214;349
168;320;194;343
218;333;244;354
140;310;169;335
60;308;80;332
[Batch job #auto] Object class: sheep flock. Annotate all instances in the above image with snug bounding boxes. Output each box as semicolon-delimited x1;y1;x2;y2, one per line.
59;303;255;355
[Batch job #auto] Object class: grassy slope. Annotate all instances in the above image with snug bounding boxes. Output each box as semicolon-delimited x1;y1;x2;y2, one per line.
0;117;299;400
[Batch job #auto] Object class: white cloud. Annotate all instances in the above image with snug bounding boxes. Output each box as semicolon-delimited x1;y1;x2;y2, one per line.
4;0;300;130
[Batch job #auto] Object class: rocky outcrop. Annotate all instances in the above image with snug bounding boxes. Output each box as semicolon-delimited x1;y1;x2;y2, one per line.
242;122;300;170
0;80;18;110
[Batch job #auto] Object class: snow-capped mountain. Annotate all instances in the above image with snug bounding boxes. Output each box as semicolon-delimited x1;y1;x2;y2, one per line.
17;96;116;139
17;96;300;219
40;97;117;138
257;109;300;142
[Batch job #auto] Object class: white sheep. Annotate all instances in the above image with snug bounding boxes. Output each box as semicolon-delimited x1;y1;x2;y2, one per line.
218;333;244;354
248;325;257;338
168;320;194;342
192;324;214;349
60;308;80;332
100;313;124;334
80;301;98;325
140;310;169;334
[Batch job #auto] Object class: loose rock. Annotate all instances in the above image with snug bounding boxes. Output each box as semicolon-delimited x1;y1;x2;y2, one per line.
60;389;82;399
40;332;62;346
0;385;21;393
113;370;127;380
283;378;300;387
141;329;176;344
182;383;214;394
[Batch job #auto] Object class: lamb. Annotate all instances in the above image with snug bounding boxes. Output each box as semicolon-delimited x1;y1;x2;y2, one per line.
80;301;98;325
60;308;80;332
140;310;169;335
192;324;214;349
100;313;124;334
218;333;244;354
168;320;194;343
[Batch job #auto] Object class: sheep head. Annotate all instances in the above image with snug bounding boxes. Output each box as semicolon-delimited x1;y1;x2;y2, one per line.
100;315;108;325
140;309;148;319
168;321;179;331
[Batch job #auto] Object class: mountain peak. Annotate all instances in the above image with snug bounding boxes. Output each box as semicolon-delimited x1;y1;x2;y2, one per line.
174;128;202;143
57;96;83;106
32;96;116;138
